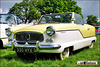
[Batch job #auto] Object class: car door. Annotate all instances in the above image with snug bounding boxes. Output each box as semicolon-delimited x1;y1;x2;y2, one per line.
74;13;92;49
74;13;91;38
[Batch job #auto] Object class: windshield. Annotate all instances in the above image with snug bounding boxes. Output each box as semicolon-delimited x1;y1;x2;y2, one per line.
0;14;16;24
39;13;72;24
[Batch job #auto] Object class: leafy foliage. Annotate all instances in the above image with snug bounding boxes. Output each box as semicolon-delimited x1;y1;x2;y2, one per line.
86;15;98;26
8;0;41;23
8;0;83;23
37;0;82;16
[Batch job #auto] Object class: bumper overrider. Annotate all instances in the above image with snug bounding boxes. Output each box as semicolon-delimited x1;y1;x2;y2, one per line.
5;41;61;53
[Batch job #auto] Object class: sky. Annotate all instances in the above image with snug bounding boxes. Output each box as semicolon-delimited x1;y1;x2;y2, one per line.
0;0;100;21
75;0;100;21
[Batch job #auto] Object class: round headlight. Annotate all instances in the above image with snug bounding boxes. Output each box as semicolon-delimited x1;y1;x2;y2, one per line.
5;28;12;36
46;26;55;36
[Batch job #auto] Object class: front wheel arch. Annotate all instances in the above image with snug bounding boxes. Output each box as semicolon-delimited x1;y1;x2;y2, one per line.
89;40;95;48
58;46;73;60
64;46;73;54
92;40;96;42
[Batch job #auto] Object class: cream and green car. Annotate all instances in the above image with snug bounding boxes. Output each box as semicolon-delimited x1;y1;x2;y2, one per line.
5;12;96;60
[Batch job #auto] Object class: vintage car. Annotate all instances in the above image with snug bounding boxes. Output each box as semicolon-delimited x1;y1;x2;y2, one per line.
95;26;100;35
5;12;96;60
0;14;20;49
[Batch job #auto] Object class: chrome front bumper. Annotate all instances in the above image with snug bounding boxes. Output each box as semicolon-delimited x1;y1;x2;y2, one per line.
5;41;61;53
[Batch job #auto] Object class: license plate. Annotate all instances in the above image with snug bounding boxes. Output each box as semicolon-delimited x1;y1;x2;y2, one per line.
15;47;35;53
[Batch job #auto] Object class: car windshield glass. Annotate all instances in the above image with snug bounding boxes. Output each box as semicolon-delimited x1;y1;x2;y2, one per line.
39;13;72;24
0;14;15;24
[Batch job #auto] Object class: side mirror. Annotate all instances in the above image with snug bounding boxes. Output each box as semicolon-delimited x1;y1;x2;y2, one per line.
81;19;86;25
71;18;75;21
81;22;85;25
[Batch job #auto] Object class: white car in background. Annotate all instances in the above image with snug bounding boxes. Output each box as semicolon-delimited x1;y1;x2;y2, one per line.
0;14;20;49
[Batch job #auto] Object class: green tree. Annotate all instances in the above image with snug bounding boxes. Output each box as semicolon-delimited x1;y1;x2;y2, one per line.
36;0;83;17
8;0;41;23
97;22;100;26
8;0;83;23
86;15;98;26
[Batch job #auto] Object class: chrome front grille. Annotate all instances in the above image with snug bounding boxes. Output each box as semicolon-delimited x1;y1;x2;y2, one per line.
15;32;43;44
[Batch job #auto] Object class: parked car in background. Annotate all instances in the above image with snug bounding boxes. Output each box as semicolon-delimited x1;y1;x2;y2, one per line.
0;14;20;49
5;12;96;60
95;26;100;35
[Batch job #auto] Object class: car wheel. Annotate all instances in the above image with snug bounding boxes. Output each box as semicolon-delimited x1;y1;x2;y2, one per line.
89;42;93;48
59;48;70;60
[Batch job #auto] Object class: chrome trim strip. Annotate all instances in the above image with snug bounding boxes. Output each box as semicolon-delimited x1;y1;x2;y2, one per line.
15;44;61;49
0;37;8;39
15;45;36;47
5;43;61;49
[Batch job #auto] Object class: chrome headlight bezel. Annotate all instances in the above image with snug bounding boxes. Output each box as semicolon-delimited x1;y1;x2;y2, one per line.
46;26;55;36
5;28;12;37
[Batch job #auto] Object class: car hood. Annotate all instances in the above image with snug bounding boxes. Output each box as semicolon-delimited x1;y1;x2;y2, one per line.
11;23;78;34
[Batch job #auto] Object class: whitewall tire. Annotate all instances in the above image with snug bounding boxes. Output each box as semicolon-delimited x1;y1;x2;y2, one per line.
89;42;93;48
59;48;70;60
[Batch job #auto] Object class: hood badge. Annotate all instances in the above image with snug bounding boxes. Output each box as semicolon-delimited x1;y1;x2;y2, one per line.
25;33;30;40
25;42;28;45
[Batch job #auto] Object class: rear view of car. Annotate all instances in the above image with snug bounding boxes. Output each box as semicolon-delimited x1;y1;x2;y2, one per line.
95;26;100;35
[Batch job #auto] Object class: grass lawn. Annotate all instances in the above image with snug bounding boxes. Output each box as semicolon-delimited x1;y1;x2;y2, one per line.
0;35;100;67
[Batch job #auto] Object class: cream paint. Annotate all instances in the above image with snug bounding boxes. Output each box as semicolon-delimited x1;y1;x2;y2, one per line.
10;23;95;38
